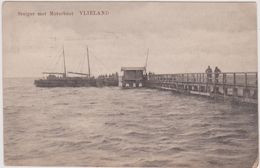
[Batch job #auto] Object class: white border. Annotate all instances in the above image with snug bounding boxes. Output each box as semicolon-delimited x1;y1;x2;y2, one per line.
0;0;259;168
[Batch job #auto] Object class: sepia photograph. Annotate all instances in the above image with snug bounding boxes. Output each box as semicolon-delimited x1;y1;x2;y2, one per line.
3;1;258;168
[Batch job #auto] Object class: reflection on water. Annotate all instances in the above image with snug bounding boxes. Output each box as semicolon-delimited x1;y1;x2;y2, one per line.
4;78;258;167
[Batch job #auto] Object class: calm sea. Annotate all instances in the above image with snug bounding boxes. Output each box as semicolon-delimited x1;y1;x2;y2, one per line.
3;78;258;167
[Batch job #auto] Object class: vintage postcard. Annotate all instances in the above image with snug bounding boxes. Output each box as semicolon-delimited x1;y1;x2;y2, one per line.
3;1;258;168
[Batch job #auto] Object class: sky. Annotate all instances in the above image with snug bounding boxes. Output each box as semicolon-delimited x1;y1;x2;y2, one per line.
3;2;257;77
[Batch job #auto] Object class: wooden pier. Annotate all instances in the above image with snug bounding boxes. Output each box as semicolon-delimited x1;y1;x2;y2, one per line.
145;72;258;104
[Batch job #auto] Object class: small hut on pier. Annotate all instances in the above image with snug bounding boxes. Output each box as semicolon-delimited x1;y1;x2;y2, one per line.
121;67;146;88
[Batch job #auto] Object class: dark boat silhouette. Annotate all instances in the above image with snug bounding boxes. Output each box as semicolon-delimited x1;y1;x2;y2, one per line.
34;46;96;87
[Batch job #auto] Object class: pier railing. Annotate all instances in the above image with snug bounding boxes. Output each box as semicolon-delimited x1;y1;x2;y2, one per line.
147;72;258;104
149;72;257;88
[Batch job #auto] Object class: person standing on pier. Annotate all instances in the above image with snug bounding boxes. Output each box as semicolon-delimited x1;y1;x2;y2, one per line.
214;66;221;83
206;66;212;83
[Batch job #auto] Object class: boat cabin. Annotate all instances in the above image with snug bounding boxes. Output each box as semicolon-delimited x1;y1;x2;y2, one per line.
42;72;65;79
121;67;146;88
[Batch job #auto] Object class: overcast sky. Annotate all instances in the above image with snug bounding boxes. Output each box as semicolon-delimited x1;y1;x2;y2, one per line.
3;2;257;77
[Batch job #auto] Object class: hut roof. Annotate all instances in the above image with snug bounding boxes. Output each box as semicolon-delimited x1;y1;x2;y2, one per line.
121;67;146;71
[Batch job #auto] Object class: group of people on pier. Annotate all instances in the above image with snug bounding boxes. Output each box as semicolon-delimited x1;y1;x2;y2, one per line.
97;72;118;79
205;66;221;83
95;72;119;87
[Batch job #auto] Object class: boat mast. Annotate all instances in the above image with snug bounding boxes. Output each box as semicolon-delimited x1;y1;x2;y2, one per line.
63;45;67;77
87;46;91;77
145;48;149;73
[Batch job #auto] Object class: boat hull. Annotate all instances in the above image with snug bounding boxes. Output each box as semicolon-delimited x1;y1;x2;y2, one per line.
34;78;97;87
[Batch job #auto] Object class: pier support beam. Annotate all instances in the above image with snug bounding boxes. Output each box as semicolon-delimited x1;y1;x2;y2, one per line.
243;88;250;98
253;89;258;99
233;88;238;97
223;87;228;96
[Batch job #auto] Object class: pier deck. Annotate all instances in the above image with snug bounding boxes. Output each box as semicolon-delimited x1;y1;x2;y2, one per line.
145;72;258;104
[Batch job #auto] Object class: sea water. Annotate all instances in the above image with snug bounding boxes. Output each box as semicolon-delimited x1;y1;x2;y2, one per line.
3;78;258;167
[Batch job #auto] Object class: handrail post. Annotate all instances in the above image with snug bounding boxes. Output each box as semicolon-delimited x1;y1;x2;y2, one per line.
223;73;226;84
256;72;258;87
233;73;236;87
245;73;247;88
233;73;237;98
223;73;227;97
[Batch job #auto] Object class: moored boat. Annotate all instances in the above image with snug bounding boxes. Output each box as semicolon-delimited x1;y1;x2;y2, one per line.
34;46;96;87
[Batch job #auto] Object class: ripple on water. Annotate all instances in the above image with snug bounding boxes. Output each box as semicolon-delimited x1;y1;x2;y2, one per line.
3;78;258;168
